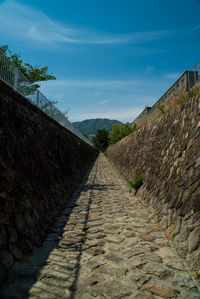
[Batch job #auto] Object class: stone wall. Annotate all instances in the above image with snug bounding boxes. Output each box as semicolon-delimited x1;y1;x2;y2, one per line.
0;80;96;282
106;94;200;288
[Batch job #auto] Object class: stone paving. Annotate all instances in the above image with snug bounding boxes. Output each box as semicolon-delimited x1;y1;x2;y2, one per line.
0;154;200;299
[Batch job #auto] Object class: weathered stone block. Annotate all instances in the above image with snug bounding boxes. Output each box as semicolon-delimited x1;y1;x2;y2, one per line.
188;227;200;253
0;249;14;270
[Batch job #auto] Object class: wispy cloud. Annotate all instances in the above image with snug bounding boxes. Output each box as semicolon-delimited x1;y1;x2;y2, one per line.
146;65;154;73
0;0;194;47
39;76;169;122
193;24;200;32
40;79;142;89
163;72;181;80
98;99;110;105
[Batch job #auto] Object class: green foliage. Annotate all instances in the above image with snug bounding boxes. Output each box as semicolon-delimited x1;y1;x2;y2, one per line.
82;132;89;138
93;129;109;152
191;207;196;213
0;44;56;88
171;232;177;240
146;195;150;204
157;104;165;114
109;122;137;145
128;173;144;191
183;85;200;101
73;118;121;135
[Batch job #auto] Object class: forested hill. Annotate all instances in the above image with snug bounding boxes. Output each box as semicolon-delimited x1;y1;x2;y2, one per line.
72;118;121;135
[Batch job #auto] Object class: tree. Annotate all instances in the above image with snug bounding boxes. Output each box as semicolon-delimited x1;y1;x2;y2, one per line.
93;129;109;152
0;44;60;116
109;123;137;145
0;44;56;89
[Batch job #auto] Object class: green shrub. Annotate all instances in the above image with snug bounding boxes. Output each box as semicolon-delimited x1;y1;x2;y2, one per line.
109;123;137;145
146;195;150;204
191;207;196;214
157;104;165;114
183;85;200;102
128;173;144;191
171;232;177;240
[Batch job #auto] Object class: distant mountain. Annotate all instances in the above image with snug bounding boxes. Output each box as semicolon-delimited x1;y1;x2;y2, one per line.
72;118;121;135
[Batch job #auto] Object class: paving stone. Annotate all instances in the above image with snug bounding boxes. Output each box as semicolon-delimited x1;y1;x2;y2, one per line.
95;264;128;277
165;257;185;271
123;231;136;238
142;253;163;263
39;269;71;281
141;262;172;278
81;272;104;286
177;289;200;299
122;248;144;259
130;291;155;298
0;154;199;298
140;234;155;241
143;280;177;298
172;273;197;288
86;259;105;271
105;235;125;243
104;253;123;263
96;279;132;298
85;247;105;256
156;246;174;259
126;272;151;288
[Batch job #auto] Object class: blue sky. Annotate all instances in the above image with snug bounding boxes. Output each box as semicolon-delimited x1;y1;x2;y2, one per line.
0;0;200;122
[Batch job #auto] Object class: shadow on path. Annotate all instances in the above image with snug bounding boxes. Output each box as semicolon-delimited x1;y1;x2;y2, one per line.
0;157;100;299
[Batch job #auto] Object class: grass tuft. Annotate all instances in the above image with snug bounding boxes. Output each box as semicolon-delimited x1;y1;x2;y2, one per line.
128;173;144;191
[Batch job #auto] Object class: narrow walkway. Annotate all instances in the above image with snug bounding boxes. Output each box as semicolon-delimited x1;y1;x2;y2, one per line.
0;154;200;299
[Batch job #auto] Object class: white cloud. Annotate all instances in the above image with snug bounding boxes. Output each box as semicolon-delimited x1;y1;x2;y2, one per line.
0;0;79;45
98;99;110;105
193;24;200;31
38;77;158;123
163;72;181;80
0;0;191;46
146;65;154;73
39;79;141;89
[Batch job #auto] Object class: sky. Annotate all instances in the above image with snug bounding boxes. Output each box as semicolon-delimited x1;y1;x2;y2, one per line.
0;0;200;122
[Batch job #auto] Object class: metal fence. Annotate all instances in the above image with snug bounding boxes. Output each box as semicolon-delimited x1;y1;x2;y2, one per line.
132;61;200;124
187;61;200;89
0;52;93;147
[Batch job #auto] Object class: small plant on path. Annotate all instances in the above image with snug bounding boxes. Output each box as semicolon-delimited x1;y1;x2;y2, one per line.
128;173;144;191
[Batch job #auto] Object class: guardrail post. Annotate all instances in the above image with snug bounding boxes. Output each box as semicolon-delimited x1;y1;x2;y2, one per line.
187;71;190;90
13;68;19;91
36;90;39;107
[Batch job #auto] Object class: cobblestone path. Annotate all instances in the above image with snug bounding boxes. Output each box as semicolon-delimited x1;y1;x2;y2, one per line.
0;154;200;299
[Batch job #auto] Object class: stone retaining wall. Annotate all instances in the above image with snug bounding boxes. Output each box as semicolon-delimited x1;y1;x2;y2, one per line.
0;79;96;282
106;94;200;288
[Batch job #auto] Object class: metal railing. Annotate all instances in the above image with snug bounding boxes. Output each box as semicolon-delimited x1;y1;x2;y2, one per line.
132;61;200;124
187;61;200;89
0;52;93;146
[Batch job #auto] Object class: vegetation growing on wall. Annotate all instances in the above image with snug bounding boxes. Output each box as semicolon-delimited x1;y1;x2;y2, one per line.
109;123;137;145
135;83;200;129
128;173;144;191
